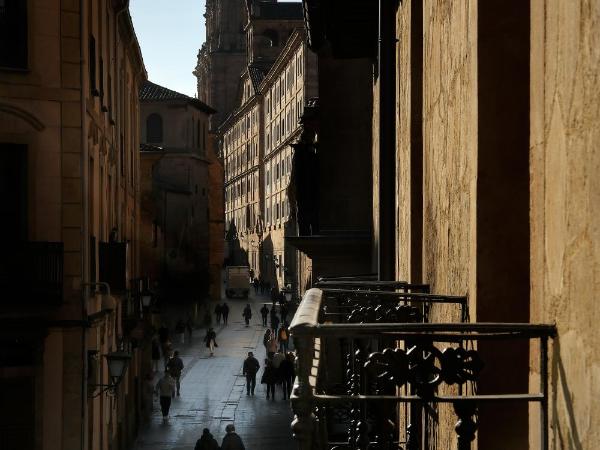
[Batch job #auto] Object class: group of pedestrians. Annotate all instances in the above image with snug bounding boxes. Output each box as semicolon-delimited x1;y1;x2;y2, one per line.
194;424;245;450
214;302;230;325
252;277;271;295
243;349;295;401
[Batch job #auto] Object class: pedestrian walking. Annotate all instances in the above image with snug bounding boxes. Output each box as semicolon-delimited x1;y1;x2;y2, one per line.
253;277;259;294
263;328;272;357
242;304;252;327
267;331;278;359
221;424;245;450
214;303;223;325
243;351;260;396
280;352;295;400
222;302;230;325
142;372;155;421
259;279;265;294
195;428;220;450
278;325;289;353
151;338;161;372
261;359;278;400
270;286;278;304
260;304;269;327
166;350;184;396
204;327;217;356
270;309;280;331
175;319;186;344
280;303;289;324
155;371;176;420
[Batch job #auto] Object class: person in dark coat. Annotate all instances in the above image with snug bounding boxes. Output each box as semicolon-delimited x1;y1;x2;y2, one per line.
214;304;223;325
280;303;289;324
270;309;280;331
222;302;230;325
259;279;265;294
204;328;217;356
261;358;278;400
195;428;219;450
221;424;245;450
270;286;278;304
260;304;269;327
166;350;184;396
280;352;295;400
243;351;260;396
242;304;252;327
253;277;259;294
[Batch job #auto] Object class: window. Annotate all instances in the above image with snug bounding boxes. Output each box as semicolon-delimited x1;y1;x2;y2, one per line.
146;113;163;143
0;0;28;69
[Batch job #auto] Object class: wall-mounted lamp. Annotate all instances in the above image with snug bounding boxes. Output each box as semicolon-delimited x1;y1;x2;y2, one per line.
88;351;132;398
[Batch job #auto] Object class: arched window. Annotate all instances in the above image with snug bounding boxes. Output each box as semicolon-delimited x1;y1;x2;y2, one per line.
146;113;163;143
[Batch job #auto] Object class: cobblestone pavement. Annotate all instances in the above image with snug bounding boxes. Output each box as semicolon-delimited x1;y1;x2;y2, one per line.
132;292;295;450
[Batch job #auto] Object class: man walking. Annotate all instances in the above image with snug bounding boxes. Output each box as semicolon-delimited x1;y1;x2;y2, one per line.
195;428;220;450
278;325;289;353
270;309;280;331
221;424;245;450
243;351;260;396
166;350;184;396
260;304;269;327
155;370;176;420
242;304;252;327
222;302;230;325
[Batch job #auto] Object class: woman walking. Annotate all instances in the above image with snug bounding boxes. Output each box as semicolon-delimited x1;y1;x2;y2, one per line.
261;359;277;400
267;331;278;359
204;327;217;356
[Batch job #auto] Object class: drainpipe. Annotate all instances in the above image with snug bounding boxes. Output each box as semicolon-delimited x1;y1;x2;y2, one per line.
378;0;397;281
79;0;89;448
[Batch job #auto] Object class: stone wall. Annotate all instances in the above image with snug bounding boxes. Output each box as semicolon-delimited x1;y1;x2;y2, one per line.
530;1;600;448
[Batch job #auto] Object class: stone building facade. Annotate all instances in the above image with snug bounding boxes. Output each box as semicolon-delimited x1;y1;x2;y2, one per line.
139;81;216;306
221;23;316;292
0;1;147;450
298;1;600;449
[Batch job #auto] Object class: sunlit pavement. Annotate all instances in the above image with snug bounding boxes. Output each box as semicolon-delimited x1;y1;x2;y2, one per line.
132;292;295;450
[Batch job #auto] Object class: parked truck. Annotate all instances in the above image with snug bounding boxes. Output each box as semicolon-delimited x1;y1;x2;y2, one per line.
225;266;250;299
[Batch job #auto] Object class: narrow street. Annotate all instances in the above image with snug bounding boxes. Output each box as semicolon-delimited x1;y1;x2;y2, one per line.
132;292;295;450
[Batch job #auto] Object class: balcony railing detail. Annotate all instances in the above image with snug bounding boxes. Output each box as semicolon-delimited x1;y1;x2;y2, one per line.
290;286;556;450
0;242;64;304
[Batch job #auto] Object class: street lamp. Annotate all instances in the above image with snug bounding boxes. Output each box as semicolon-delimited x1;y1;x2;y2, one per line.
88;350;132;397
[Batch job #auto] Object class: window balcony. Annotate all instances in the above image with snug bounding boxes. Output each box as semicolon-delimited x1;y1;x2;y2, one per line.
0;242;64;305
289;283;556;450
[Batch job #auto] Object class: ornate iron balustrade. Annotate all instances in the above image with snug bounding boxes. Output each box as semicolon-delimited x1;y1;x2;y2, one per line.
0;242;64;305
290;288;556;450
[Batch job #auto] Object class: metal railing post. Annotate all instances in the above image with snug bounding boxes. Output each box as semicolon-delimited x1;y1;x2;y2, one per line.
291;332;317;450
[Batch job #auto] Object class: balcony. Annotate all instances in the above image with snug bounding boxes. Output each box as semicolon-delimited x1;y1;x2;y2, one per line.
0;242;64;305
289;284;556;450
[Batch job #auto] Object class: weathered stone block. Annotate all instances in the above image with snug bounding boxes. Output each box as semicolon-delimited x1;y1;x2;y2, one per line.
62;127;82;152
62;177;82;203
61;62;81;89
62;228;81;252
61;11;79;38
62;153;81;177
62;203;82;227
60;37;80;64
61;101;81;128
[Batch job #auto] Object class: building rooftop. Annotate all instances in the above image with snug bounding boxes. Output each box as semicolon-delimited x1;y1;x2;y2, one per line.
140;80;216;114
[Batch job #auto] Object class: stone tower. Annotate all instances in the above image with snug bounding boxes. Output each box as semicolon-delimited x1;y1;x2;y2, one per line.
195;0;248;131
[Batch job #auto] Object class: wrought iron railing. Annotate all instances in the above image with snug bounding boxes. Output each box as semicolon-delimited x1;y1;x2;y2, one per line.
0;241;64;304
290;287;556;450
